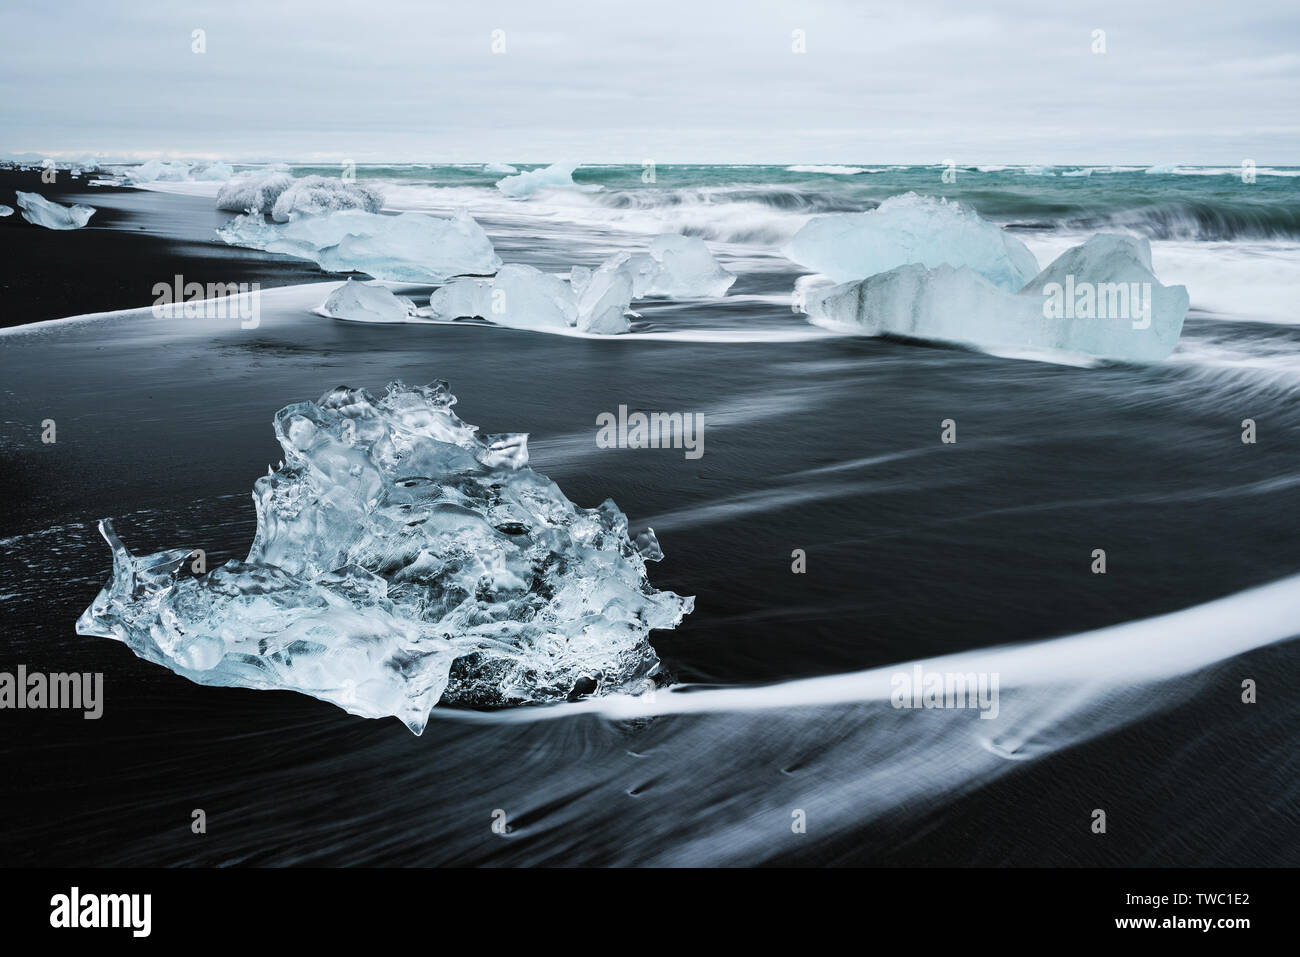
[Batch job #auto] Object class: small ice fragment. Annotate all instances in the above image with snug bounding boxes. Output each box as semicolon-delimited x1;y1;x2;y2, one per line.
635;234;736;298
321;279;415;323
496;162;580;198
575;255;634;334
429;264;578;330
0;205;12;217
428;276;491;321
16;191;96;230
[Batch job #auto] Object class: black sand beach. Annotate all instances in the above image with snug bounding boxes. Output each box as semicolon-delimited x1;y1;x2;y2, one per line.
0;167;336;328
0;180;1296;866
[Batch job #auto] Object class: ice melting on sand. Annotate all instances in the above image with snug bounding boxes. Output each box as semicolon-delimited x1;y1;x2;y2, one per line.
217;208;502;282
496;162;581;198
623;234;737;298
801;234;1189;362
429;264;579;330
269;175;385;222
783;192;1040;289
76;381;693;732
571;258;635;334
16;191;95;230
321;279;417;323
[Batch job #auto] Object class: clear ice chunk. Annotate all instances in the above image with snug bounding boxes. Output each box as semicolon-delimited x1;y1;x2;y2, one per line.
496;162;580;198
0;205;12;217
801;233;1188;362
321;279;416;323
217;208;502;282
15;191;95;230
429;264;578;330
76;381;693;732
783;191;1040;289
574;255;634;333
629;234;736;298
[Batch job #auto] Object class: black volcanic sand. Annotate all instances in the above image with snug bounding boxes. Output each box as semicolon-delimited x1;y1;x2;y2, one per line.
0;167;335;328
0;183;1297;866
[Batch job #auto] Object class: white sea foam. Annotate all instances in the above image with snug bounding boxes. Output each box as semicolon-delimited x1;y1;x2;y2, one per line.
785;165;877;175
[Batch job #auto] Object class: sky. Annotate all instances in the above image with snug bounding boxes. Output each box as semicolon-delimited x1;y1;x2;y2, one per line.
1;0;1298;164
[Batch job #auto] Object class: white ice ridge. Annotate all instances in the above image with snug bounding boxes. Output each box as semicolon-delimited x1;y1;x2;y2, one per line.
495;162;582;198
783;192;1041;289
76;381;693;733
15;191;96;230
122;159;234;183
217;208;502;282
427;234;736;334
800;234;1189;362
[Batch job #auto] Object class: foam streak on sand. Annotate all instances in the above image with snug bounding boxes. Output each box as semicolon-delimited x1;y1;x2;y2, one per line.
403;572;1299;865
447;569;1300;725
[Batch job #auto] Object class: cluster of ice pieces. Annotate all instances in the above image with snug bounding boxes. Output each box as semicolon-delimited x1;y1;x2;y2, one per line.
317;235;735;335
218;208;502;282
76;381;693;732
788;193;1189;361
427;234;736;333
15;191;96;230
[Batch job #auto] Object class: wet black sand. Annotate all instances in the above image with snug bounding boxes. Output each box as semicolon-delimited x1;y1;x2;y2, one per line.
0;182;1296;866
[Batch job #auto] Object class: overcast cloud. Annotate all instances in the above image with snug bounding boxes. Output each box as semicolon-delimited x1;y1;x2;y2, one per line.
1;0;1297;163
